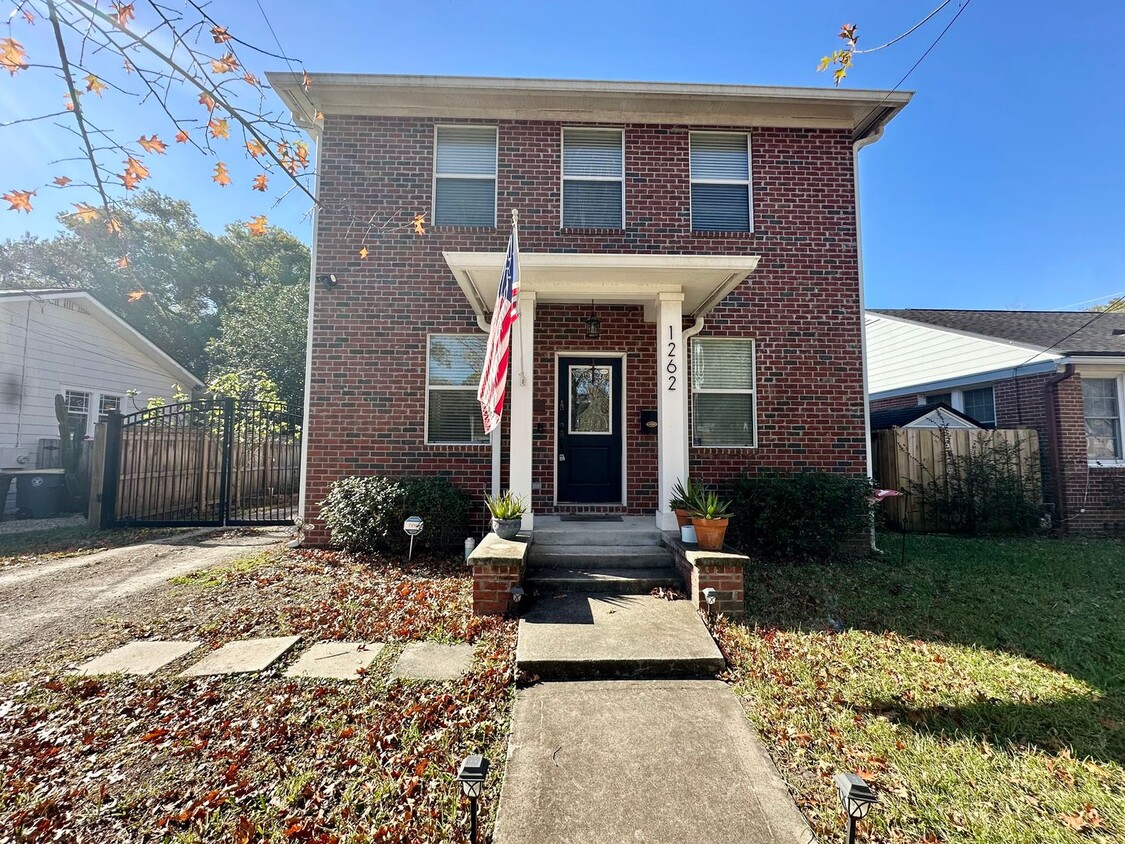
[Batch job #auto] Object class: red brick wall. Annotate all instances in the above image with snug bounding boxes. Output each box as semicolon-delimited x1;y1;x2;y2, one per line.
303;116;866;541
1053;374;1125;534
869;394;921;413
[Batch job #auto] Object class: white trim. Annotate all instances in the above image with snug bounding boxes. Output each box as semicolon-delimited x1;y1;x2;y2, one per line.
1081;372;1125;467
868;359;1060;401
553;351;628;507
689;337;757;449
431;124;499;228
560;126;625;229
688;131;753;233
423;333;491;447
920;385;997;425
60;386;123;438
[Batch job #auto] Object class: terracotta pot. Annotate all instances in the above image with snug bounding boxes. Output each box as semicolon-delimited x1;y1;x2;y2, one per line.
492;518;522;540
674;508;692;528
691;517;729;551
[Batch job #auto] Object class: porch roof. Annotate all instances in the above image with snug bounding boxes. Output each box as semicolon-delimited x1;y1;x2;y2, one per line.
442;251;760;321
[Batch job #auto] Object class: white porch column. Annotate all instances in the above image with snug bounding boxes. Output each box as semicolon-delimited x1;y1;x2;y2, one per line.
656;291;687;531
509;290;536;529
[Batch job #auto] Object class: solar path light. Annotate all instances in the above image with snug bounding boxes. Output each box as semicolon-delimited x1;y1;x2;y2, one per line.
457;754;490;844
834;771;878;844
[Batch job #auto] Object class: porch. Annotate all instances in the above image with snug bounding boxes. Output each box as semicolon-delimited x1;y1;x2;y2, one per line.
444;250;760;531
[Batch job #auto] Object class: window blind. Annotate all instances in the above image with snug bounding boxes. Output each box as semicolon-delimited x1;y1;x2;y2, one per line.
562;128;623;228
691;339;756;447
427;335;489;444
690;132;751;232
434;127;496;227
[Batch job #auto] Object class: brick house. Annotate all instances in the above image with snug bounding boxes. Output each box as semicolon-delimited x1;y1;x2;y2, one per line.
270;74;911;543
867;309;1125;533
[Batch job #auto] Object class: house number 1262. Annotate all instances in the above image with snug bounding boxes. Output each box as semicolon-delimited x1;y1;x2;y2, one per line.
666;326;678;391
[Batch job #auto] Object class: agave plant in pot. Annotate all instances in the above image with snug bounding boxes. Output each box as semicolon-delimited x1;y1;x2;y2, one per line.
690;490;734;551
485;490;527;540
668;478;703;529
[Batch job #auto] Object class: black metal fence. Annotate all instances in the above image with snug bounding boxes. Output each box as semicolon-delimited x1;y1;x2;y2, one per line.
102;398;301;527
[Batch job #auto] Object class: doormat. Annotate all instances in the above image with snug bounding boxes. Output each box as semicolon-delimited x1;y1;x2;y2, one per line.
559;514;624;522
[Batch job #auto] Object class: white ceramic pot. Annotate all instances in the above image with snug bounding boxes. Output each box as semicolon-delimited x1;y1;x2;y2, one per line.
680;524;697;544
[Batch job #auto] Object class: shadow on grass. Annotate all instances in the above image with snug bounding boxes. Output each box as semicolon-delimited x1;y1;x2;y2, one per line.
742;532;1125;764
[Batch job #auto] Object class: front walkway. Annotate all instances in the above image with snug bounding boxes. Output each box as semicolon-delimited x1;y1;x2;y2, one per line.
495;594;814;843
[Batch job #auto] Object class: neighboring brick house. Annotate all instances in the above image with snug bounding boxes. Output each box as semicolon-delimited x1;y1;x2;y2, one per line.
270;74;911;541
867;309;1125;533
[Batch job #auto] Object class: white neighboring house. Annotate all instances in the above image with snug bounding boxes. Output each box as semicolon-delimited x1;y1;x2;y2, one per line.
1;288;201;513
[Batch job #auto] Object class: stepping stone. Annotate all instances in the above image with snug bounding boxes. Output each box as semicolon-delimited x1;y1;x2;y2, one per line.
390;642;474;681
285;642;384;680
76;640;200;676
180;635;300;677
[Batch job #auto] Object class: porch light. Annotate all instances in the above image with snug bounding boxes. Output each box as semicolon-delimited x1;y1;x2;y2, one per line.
834;772;877;844
457;754;490;844
584;303;601;339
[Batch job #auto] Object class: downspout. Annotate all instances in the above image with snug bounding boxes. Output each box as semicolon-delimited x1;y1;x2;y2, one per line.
854;126;884;550
681;316;706;477
1044;363;1076;532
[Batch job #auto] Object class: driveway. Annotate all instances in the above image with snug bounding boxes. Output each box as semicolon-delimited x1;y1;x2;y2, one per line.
0;528;288;671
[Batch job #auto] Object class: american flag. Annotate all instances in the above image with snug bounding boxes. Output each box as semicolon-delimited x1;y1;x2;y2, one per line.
477;225;521;434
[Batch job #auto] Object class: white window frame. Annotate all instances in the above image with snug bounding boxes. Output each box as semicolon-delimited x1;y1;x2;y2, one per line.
62;388;123;438
560;126;625;229
432;124;499;228
920;385;996;425
689;131;753;234
690;337;757;449
1082;373;1125;467
424;334;489;447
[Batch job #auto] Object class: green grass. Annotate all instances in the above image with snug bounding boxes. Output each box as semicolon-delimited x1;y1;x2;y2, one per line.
170;550;278;586
0;525;192;567
718;533;1125;844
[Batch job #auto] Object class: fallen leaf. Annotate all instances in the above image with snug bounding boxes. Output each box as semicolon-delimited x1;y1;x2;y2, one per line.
127;291;148;302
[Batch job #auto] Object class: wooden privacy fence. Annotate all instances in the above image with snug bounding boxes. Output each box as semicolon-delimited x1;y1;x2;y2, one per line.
873;427;1041;532
99;398;301;528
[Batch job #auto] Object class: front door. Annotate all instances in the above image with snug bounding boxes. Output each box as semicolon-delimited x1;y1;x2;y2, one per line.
557;356;623;503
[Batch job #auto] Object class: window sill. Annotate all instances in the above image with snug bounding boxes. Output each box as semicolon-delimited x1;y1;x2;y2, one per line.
430;224;498;232
560;226;626;234
689;229;756;237
425;442;491;448
1087;460;1125;469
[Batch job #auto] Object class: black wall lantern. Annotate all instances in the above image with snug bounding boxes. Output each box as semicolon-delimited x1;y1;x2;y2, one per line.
584;302;600;339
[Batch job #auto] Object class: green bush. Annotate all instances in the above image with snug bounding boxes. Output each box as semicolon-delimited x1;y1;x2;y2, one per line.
319;475;470;554
725;471;872;562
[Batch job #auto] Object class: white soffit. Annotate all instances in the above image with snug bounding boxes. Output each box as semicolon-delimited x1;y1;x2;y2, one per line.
442;252;761;319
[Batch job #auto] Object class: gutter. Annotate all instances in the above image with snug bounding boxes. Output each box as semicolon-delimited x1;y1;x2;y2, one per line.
1044;363;1076;531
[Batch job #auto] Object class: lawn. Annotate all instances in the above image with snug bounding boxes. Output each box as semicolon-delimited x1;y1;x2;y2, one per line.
717;533;1125;844
0;548;516;843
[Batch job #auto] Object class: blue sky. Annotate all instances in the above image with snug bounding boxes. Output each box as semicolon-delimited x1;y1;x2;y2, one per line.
1;1;1122;310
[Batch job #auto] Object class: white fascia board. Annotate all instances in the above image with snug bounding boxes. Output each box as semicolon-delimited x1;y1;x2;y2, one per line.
869;359;1061;401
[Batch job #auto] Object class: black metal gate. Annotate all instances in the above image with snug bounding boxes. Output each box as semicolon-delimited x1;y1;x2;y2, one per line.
102;398;301;528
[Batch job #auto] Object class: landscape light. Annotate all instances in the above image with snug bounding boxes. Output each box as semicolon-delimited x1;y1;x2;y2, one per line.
456;754;490;844
834;772;878;844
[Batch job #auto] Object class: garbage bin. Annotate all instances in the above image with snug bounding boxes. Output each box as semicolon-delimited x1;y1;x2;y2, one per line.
15;470;65;518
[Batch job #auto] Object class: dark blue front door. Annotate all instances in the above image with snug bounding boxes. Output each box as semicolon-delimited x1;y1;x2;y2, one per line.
557;356;623;503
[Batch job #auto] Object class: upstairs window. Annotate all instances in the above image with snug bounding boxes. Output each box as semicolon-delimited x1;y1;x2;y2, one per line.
691;338;756;447
562;128;624;228
426;335;489;445
434;126;497;227
1083;377;1122;461
690;132;752;232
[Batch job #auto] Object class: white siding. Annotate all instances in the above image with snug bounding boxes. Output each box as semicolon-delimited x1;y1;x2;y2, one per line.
866;313;1060;396
2;295;198;511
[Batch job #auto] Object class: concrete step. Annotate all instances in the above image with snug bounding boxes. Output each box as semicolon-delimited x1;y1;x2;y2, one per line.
526;567;681;594
528;544;675;569
516;594;725;680
533;521;664;547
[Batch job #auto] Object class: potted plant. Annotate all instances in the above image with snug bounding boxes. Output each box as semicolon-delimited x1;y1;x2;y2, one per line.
485;490;527;540
668;478;702;529
690;490;734;551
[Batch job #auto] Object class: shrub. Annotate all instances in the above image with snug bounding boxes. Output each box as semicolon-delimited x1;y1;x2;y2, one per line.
907;429;1042;536
725;471;872;562
319;475;470;554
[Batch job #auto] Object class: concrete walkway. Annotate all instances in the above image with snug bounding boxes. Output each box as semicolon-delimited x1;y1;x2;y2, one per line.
497;592;814;843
